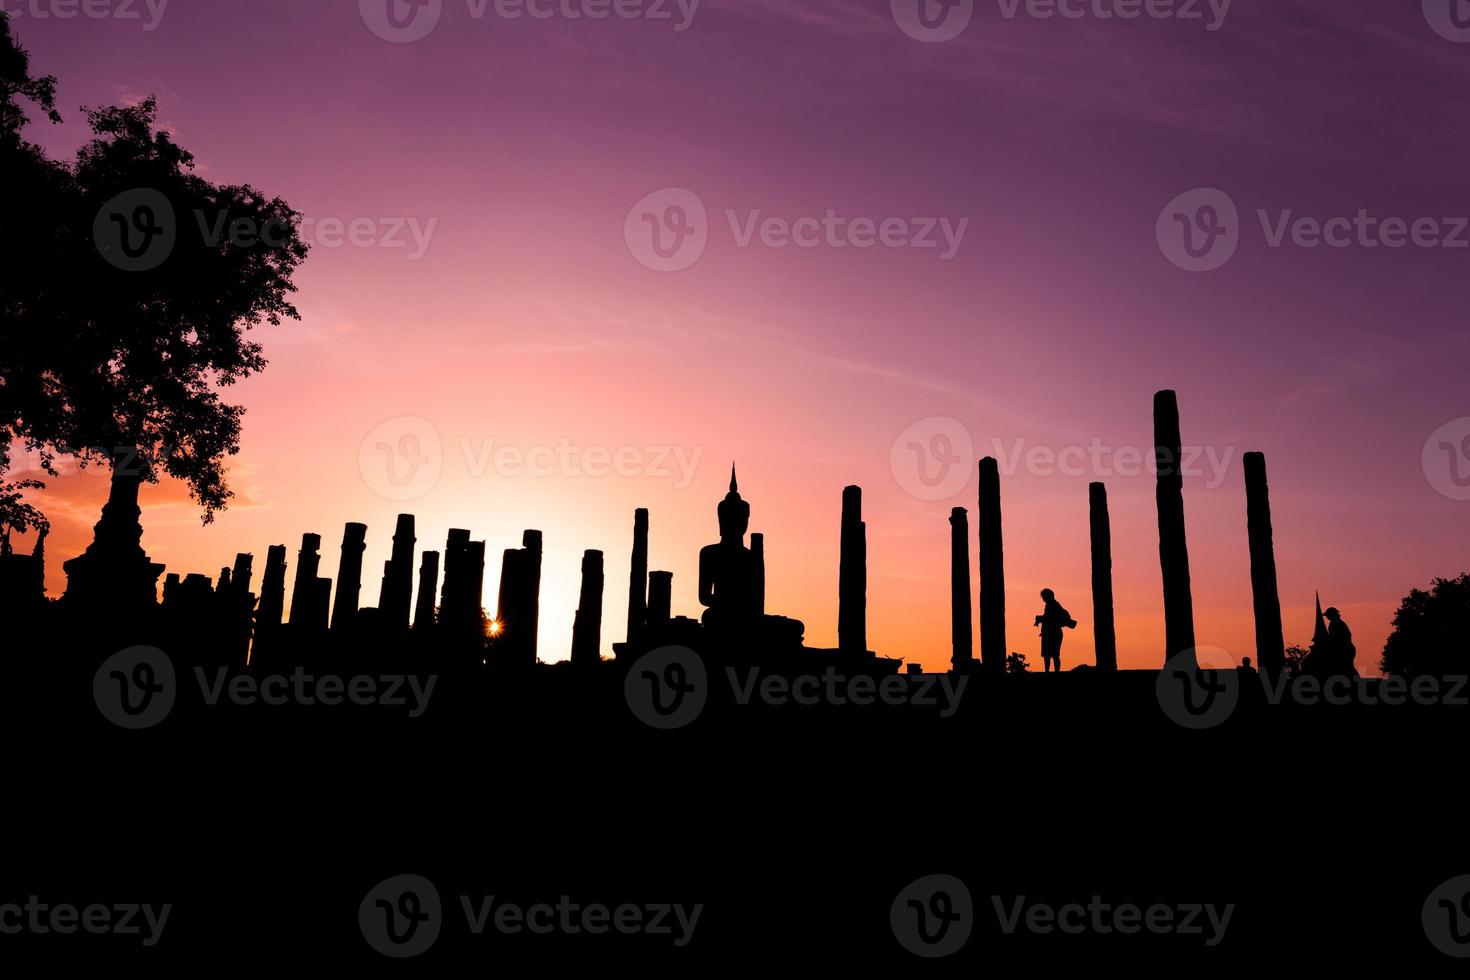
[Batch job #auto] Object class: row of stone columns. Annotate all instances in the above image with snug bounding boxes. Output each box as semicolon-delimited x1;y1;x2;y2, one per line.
948;390;1284;676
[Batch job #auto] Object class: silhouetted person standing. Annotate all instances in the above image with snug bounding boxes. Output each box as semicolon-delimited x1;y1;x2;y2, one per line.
1035;588;1076;673
1323;607;1357;677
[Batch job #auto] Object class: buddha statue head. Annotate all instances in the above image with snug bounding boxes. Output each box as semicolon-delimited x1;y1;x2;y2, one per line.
717;465;750;542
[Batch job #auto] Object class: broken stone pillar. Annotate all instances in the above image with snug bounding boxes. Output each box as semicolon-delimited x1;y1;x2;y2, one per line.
520;530;542;662
255;544;288;645
379;513;416;632
978;457;1006;675
625;508;649;651
570;549;604;667
838;485;867;656
331;522;368;632
495;532;541;667
439;528;470;634
466;541;486;634
288;533;324;629
1244;452;1285;680
949;507;973;671
231;552;254;596
1154;390;1197;664
413;550;440;631
647;570;673;634
1089;483;1117;672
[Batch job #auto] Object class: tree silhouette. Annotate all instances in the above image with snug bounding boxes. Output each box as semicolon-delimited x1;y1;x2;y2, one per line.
0;476;47;553
1005;651;1029;674
1283;643;1308;678
1;12;308;522
1380;574;1470;678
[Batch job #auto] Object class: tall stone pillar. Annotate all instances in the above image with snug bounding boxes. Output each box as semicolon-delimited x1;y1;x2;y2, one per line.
949;507;973;671
231;552;254;596
331;522;368;631
1244;452;1285;679
838;485;867;656
254;544;288;659
288;533;324;629
1089;483;1117;672
465;540;486;635
647;570;673;634
379;513;416;632
520;530;542;662
978;457;1006;675
413;550;440;631
1154;390;1197;664
751;532;766;617
571;549;604;667
495;532;541;667
626;508;649;651
439;529;470;634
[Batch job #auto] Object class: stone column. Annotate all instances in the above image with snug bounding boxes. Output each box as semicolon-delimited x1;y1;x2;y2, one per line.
1244;452;1285;679
838;485;867;656
647;570;673;634
255;544;288;658
331;522;368;632
439;528;470;633
949;507;973;671
751;532;766;617
626;508;649;650
1154;390;1197;664
1089;483;1117;672
288;533;323;628
379;513;416;632
413;550;440;631
978;457;1006;675
570;549;604;667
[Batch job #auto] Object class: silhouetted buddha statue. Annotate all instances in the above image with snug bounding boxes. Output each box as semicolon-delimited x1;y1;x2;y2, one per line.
698;467;762;634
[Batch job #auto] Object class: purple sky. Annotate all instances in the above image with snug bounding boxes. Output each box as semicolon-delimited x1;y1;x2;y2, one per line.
9;0;1470;668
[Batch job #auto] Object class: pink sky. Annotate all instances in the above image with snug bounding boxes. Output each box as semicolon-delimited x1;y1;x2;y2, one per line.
9;1;1470;669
